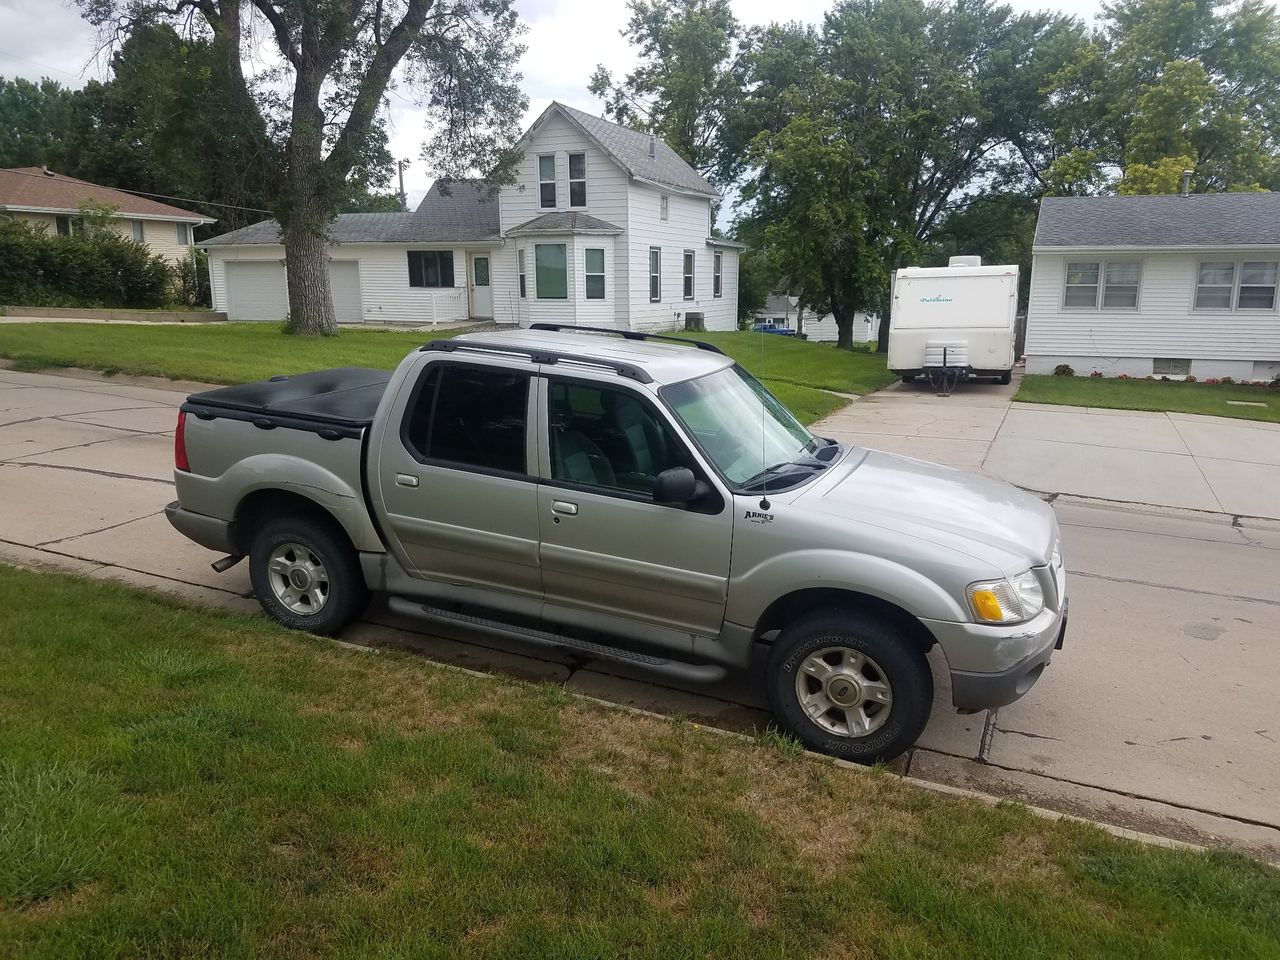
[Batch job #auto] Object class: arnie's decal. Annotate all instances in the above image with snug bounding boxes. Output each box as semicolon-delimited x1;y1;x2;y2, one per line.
744;509;773;524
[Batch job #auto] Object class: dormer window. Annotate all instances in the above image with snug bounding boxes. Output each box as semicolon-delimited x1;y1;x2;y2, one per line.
538;155;556;209
569;153;586;207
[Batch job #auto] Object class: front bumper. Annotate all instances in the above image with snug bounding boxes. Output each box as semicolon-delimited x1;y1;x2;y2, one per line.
923;598;1068;712
165;501;236;554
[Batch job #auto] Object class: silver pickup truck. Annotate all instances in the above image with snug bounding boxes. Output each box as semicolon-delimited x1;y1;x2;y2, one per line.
167;324;1067;762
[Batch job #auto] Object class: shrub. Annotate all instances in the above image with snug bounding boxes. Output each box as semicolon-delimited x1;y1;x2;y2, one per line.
175;249;211;308
1218;376;1235;385
1184;375;1197;383
0;215;175;308
1116;372;1131;379
1145;375;1154;380
1203;377;1220;385
1052;363;1075;376
1089;370;1103;378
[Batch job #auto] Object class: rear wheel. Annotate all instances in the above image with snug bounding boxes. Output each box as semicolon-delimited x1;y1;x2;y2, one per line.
248;514;368;635
766;609;933;763
998;371;1012;385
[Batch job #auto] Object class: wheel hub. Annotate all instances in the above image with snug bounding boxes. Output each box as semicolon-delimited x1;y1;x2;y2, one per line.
266;541;330;616
794;645;894;739
825;675;864;708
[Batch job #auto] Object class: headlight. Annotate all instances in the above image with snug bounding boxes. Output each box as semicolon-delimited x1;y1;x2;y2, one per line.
968;570;1045;624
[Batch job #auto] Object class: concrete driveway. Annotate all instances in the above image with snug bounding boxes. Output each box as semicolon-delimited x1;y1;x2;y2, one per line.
2;366;1278;862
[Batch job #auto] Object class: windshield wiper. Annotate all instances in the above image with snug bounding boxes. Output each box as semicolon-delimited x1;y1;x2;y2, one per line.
740;453;831;490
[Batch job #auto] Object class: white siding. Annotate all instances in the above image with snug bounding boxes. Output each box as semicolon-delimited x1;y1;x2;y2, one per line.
625;184;735;332
499;235;617;327
208;243;476;325
1026;250;1280;377
804;312;879;343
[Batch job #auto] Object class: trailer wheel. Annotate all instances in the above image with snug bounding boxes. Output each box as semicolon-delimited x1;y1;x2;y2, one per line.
998;371;1012;385
900;375;916;383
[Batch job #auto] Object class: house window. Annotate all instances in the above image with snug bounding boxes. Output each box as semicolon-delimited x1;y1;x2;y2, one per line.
1153;358;1191;376
535;243;568;299
683;250;695;300
1102;261;1140;308
660;195;669;221
1063;260;1141;309
568;153;587;207
649;246;661;302
175;223;190;245
1195;260;1279;310
55;215;71;236
1063;262;1099;307
518;249;527;299
713;252;723;298
585;248;606;300
538;155;556;209
131;220;145;242
407;250;455;288
1238;261;1278;310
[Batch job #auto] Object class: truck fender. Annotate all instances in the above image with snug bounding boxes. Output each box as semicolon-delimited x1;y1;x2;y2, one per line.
726;548;969;629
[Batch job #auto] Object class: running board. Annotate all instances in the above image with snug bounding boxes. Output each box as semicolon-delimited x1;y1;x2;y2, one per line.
386;596;727;683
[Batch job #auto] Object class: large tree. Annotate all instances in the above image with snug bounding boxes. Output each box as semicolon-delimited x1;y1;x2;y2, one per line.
78;0;527;335
1046;0;1280;193
588;0;741;185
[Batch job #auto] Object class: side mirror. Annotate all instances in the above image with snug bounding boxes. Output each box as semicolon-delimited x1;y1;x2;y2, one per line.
653;466;699;505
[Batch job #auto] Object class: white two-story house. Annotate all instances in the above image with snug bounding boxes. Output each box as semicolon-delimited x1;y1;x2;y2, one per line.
1025;192;1280;381
203;102;741;331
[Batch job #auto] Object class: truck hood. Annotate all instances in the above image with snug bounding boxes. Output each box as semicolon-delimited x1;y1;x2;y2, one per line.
796;448;1057;574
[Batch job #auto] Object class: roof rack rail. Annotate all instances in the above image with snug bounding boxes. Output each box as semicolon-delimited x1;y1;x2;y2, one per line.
420;338;654;384
526;322;725;356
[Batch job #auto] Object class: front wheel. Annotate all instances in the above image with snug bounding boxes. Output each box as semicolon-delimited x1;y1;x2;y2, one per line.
765;609;933;763
248;514;369;635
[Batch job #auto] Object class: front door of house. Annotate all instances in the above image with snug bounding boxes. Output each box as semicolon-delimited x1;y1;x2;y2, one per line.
470;255;492;319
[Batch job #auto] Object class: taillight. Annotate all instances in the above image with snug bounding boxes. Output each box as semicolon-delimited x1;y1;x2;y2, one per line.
175;411;190;472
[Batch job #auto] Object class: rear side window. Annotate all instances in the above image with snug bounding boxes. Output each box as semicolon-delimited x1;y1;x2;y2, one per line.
403;364;529;474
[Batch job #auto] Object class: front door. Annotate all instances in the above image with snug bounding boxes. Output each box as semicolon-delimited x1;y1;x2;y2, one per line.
376;358;541;602
535;376;733;636
470;255;492;319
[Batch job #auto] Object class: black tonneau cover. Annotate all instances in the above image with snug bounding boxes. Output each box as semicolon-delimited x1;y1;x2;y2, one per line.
184;367;391;432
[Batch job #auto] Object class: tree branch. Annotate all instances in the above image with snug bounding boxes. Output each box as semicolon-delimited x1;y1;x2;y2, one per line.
324;0;434;177
249;0;299;67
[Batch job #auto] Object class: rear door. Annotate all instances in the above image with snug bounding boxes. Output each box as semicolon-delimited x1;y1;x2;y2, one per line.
534;375;732;636
376;358;542;601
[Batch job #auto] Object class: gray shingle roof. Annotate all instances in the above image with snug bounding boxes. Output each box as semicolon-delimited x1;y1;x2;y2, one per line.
505;211;623;236
1035;193;1280;249
203;180;500;246
551;103;717;197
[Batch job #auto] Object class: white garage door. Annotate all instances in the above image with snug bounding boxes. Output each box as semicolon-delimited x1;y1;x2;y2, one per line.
224;260;363;323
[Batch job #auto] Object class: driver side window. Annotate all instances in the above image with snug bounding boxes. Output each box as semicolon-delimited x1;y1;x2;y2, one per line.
547;380;688;495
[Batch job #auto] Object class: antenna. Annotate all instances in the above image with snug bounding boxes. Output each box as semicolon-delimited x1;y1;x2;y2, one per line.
759;321;770;511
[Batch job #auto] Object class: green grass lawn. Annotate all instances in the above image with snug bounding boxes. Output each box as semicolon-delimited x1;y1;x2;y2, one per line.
1017;375;1280;424
2;563;1278;958
0;323;874;425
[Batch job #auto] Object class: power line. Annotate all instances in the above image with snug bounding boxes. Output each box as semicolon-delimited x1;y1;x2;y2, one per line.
0;48;90;83
1;167;271;215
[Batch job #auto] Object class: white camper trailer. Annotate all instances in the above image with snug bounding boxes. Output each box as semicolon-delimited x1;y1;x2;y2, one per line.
887;257;1019;387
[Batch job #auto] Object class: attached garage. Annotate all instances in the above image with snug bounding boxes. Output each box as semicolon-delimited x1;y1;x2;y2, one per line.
223;260;362;323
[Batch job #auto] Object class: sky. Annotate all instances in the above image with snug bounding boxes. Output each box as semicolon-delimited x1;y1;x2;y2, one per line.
1;0;1104;211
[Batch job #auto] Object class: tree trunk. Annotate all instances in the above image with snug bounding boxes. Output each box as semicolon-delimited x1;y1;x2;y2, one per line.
832;303;854;351
283;198;337;336
282;64;337;336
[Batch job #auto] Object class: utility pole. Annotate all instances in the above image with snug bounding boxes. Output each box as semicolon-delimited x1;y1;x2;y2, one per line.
397;159;409;212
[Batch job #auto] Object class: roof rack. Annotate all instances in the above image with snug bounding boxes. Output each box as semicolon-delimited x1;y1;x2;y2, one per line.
526;322;725;356
420;339;654;384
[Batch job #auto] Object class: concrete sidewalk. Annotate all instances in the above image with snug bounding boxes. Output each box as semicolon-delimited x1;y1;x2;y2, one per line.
815;378;1280;519
2;367;1279;862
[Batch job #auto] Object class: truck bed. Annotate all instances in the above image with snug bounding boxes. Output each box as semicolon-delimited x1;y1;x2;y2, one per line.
184;367;391;435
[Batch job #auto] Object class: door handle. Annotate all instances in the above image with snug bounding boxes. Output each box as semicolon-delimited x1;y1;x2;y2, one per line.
551;500;578;516
395;473;419;488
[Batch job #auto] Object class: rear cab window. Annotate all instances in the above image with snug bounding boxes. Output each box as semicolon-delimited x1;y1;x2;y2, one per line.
402;363;531;475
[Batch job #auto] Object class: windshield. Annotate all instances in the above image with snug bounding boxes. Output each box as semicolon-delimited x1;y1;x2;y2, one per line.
661;366;816;486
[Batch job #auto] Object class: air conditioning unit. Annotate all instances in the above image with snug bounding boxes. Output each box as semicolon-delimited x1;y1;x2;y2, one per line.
949;255;982;267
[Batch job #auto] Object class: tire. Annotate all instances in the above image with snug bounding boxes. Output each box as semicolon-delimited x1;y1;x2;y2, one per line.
998;371;1012;385
765;608;933;763
248;513;369;636
900;375;916;383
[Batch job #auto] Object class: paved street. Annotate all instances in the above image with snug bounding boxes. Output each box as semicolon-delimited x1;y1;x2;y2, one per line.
2;366;1278;861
